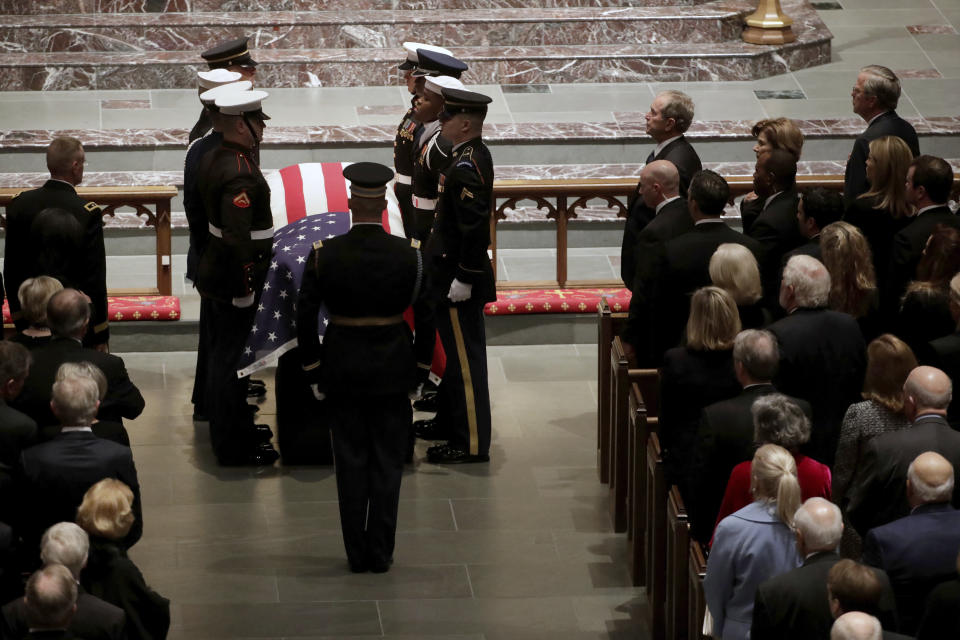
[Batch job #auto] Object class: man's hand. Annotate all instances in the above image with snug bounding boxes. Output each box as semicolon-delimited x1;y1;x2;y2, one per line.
310;384;326;402
447;279;473;303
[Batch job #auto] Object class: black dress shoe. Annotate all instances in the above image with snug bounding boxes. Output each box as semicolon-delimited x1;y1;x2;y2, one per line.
249;378;267;389
414;417;450;441
427;445;489;464
413;393;438;412
369;557;393;574
192;413;209;422
219;443;279;467
252;424;274;442
246;384;267;399
349;562;368;574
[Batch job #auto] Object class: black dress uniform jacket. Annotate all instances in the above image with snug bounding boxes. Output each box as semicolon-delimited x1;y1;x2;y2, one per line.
296;224;432;396
411;126;454;241
196;140;273;306
745;189;804;304
183;130;223;283
425;137;496;304
844;110;920;204
393;97;419;238
3;180;109;344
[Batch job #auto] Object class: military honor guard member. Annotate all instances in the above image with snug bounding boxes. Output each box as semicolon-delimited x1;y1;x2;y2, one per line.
394;42;456;239
195;89;278;466
4;136;110;350
423;88;496;464
296;162;432;572
189;37;258;143
185;74;250;422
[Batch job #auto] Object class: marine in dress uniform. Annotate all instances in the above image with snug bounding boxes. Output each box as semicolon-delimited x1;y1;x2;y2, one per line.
4;137;109;348
296;163;432;573
393;42;455;240
424;88;496;464
195;90;278;466
189;37;258;144
184;73;249;422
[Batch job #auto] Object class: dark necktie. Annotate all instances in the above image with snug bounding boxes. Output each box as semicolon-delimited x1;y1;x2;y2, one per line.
645;150;656;164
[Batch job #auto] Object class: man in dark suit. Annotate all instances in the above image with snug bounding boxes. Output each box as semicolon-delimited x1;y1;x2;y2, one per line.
886;155;959;313
297;163;432;573
919;272;960;426
768;255;866;466
864;451;960;634
19;564;77;640
12;289;144;429
753;498;892;639
844;65;920;205
0;341;38;524
689;329;811;542
847;366;960;537
623;170;761;366
1;522;125;640
19;374;142;557
828;560;905;638
3;137;109;349
621;90;701;288
744;149;804;305
785;186;843;265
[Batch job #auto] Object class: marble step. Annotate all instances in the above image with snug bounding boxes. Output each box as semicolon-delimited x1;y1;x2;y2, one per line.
0;0;714;14
0;6;748;52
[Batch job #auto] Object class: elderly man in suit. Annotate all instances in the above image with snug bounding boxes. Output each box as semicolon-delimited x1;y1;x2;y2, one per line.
689;329;811;542
621;90;702;288
19;374;142;557
844;65;920;205
768;255;867;466
19;564;78;640
623;170;760;366
12;289;144;428
863;451;960;634
847;366;960;537
1;522;125;640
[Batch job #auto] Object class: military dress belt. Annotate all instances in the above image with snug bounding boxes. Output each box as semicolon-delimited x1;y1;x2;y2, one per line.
411;195;437;210
395;173;412;185
208;222;274;241
328;314;405;327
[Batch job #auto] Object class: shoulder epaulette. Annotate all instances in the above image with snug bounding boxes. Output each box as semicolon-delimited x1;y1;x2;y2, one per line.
410;238;421;249
313;240;323;250
84;201;100;212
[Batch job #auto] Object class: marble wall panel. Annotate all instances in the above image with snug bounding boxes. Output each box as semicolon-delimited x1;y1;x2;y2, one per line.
445;22;523;48
610;56;695;82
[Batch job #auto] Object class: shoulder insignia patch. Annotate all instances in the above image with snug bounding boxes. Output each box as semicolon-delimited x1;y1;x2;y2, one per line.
84;201;99;212
410;238;421;249
459;146;474;161
460;188;474;201
232;191;251;208
313;240;323;250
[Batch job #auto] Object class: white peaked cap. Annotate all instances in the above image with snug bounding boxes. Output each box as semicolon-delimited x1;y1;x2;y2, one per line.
199;80;253;105
424;75;465;96
197;68;243;90
215;89;270;116
402;41;453;64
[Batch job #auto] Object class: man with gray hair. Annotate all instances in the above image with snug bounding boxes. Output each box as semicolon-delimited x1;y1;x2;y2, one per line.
12;289;144;428
690;330;811;542
752;498;847;639
1;523;125;640
19;373;142;557
831;611;883;640
862;451;960;634
844;64;920;204
848;366;960;539
768;255;866;466
20;563;77;637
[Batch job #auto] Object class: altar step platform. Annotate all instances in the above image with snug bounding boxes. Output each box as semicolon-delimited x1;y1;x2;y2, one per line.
0;0;832;89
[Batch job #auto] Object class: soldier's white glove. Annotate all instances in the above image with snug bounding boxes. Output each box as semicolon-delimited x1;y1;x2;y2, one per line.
447;279;473;302
409;383;424;402
310;384;326;402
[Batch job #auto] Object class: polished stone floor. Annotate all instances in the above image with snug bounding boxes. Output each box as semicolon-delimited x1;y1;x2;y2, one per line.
119;346;646;640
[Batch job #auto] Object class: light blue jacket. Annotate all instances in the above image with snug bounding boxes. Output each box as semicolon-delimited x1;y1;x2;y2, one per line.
703;501;802;640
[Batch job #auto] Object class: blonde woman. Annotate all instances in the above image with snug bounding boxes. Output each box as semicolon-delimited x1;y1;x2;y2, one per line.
820;221;880;340
77;479;169;640
660;287;742;483
704;444;803;640
11;276;63;350
710;242;769;329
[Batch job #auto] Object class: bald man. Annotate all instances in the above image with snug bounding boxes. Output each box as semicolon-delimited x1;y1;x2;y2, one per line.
620;160;694;291
847;367;960;538
863;451;960;633
831;612;882;640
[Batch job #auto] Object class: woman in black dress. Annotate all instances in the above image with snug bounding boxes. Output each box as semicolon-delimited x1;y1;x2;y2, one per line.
9;276;62;350
821;221;881;341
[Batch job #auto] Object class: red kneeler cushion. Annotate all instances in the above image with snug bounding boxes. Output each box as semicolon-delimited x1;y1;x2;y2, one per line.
3;295;181;325
484;288;632;315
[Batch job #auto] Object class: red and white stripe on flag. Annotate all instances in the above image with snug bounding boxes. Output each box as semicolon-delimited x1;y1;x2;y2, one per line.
265;162;406;238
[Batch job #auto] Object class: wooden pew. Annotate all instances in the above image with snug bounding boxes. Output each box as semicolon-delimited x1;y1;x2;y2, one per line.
608;336;631;531
597;298;627;483
645;431;667;639
626;370;660;585
688;540;708;640
666;486;690;640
